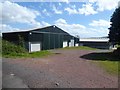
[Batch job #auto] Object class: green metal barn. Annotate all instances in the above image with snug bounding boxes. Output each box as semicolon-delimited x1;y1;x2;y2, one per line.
2;25;79;52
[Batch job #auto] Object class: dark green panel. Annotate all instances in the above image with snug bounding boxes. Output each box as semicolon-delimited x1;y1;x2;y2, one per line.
43;34;50;50
54;34;59;48
60;34;64;48
63;35;71;41
50;34;54;49
29;33;43;42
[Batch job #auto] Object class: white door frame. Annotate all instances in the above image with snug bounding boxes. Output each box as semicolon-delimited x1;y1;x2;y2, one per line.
29;42;41;52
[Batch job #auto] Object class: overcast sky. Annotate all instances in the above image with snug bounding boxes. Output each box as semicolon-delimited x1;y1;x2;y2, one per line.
1;0;120;37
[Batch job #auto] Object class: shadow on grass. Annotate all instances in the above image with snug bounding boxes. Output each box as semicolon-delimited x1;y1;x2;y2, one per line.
80;52;120;61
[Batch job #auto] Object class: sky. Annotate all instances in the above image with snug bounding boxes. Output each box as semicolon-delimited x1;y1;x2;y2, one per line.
0;0;120;38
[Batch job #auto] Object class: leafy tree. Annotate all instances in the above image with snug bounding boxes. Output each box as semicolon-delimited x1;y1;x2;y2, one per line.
109;6;120;44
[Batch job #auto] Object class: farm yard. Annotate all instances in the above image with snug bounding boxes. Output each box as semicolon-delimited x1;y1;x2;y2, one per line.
1;1;120;89
2;48;118;88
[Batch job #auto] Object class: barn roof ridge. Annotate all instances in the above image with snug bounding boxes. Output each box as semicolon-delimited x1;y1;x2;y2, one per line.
2;25;65;34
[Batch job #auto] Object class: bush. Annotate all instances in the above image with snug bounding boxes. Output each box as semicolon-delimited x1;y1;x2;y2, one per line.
2;40;27;55
113;47;120;57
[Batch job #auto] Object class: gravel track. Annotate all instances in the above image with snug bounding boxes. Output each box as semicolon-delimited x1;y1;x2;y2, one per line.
3;49;118;88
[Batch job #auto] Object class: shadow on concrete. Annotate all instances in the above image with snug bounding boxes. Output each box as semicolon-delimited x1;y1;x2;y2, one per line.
80;52;120;61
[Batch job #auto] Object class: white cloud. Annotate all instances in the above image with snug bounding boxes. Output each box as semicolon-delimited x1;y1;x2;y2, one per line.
65;3;97;15
0;24;20;33
78;3;97;15
89;0;97;3
55;18;67;24
89;19;111;27
65;7;77;14
88;19;110;37
54;18;109;37
42;9;51;16
65;0;119;15
60;0;69;4
58;2;62;6
88;27;109;37
96;0;119;11
54;18;91;37
89;0;119;11
1;1;41;27
41;21;51;27
52;5;63;14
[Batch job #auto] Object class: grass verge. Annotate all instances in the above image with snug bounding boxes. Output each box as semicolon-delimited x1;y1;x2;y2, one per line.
3;50;52;58
81;51;119;75
92;61;118;75
61;46;98;50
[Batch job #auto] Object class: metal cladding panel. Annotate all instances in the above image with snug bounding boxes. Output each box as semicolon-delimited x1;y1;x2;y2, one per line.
54;34;61;48
63;35;71;41
80;42;110;49
42;33;64;50
55;34;59;48
43;33;49;50
60;35;64;48
50;34;54;49
29;33;43;42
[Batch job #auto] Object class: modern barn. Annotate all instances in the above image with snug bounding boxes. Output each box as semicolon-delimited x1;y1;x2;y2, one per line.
2;25;79;52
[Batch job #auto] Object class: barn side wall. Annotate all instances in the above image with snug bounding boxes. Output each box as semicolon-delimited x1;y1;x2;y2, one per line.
79;41;110;49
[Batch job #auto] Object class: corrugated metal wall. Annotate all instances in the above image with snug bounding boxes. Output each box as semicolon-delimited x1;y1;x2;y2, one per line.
42;33;64;50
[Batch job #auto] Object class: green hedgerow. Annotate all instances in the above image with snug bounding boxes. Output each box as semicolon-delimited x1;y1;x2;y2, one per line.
2;40;27;55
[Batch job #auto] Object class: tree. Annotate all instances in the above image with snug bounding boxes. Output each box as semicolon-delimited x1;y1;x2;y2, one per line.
18;35;25;48
109;6;120;44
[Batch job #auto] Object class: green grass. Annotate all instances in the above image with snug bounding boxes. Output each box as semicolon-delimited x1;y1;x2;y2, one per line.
28;50;52;58
81;50;119;75
2;40;27;55
2;46;97;58
61;46;98;50
3;50;52;58
93;61;118;75
2;39;52;58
